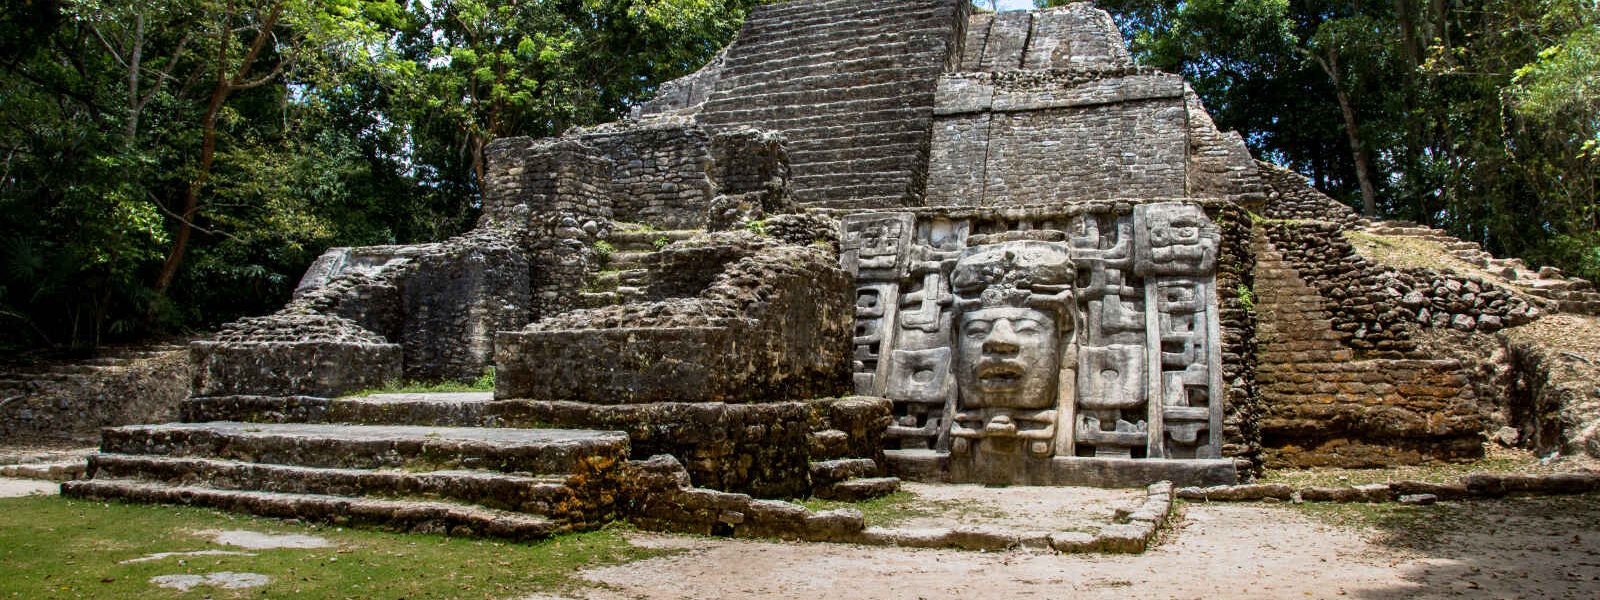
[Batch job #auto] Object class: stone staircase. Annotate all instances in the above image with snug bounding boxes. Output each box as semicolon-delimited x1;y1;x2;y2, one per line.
1254;236;1482;467
1363;220;1600;315
62;421;630;540
696;0;962;209
582;228;701;307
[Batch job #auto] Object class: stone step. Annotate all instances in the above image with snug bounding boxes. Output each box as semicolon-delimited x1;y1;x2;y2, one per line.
789;140;928;165
812;477;901;501
792;169;918;190
726;28;952;72
806;195;910;210
809;458;880;485
702;86;935;124
0;460;87;482
718;65;941;100
606;250;655;270
744;0;942;30
579;291;621;308
705;107;930;134
87;453;579;516
699;100;931;131
61;479;562;541
608;229;699;249
737;13;950;52
718;53;928;92
99;422;629;475
718;47;943;89
592;269;651;289
776;116;936;142
795;182;915;202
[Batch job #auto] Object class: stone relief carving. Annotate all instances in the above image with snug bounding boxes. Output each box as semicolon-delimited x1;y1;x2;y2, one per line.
841;202;1224;483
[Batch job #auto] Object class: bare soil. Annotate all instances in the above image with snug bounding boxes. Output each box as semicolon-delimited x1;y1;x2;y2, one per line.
567;495;1600;600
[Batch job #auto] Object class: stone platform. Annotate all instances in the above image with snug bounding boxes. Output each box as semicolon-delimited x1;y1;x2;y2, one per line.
181;393;894;499
884;449;1237;488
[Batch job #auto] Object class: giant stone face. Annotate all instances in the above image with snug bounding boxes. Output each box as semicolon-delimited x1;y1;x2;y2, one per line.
955;306;1060;409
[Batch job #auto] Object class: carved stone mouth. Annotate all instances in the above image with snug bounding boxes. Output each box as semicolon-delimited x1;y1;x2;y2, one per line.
975;362;1026;389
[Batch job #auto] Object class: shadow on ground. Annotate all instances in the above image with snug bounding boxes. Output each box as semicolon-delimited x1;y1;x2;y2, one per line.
1331;493;1600;599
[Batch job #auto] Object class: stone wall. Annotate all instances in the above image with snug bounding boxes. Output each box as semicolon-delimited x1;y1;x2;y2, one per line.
1262;220;1538;356
496;231;854;404
927;70;1189;206
575;122;716;229
1254;234;1484;467
481;138;614;230
1185;90;1266;208
190;313;401;397
0;347;189;444
1258;161;1361;225
1211;204;1262;472
961;3;1133;71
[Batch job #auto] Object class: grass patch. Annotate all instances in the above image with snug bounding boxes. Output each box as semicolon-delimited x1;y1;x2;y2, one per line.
1258;446;1559;488
1343;229;1475;274
1291;493;1600;553
796;491;934;526
0;495;670;599
343;369;495;397
1290;500;1467;551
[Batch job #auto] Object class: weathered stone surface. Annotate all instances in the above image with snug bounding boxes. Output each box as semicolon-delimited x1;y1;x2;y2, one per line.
99;422;629;475
841;202;1231;486
63;480;563;541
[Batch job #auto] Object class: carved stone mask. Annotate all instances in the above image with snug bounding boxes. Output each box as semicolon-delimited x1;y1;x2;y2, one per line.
956;307;1060;409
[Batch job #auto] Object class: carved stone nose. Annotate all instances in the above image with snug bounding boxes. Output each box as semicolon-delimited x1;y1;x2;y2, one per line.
983;320;1020;354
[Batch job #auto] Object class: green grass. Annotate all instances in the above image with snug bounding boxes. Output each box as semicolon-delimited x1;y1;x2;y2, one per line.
796;491;934;526
343;369;495;397
0;495;671;599
1257;446;1559;488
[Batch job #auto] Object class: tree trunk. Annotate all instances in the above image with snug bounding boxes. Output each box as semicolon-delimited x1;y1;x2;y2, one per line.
1314;48;1380;217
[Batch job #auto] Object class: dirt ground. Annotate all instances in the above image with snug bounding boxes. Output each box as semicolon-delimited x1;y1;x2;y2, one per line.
566;496;1600;600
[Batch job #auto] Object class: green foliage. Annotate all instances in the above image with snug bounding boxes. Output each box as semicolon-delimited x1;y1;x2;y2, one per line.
592;239;616;268
0;0;765;351
1069;0;1600;282
743;218;768;236
653;235;672;251
1236;284;1255;312
344;368;496;397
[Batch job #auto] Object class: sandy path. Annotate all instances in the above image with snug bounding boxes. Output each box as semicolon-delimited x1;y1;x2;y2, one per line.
0;477;57;498
577;504;1407;599
569;499;1600;600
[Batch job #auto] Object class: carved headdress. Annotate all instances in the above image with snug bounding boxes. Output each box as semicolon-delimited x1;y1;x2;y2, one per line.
950;240;1075;320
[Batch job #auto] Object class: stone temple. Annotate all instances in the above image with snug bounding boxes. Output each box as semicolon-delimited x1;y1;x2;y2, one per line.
55;0;1600;545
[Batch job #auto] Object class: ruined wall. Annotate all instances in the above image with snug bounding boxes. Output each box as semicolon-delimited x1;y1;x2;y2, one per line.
496;231;854;404
0;348;189;444
1262;220;1539;356
575;122;716;229
1258;161;1362;225
1254;233;1483;467
190;313;401;397
695;0;967;209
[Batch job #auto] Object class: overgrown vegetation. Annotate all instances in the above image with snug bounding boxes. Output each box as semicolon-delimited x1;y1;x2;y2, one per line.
343;368;496;397
1258;446;1560;488
0;495;673;598
1061;0;1598;280
0;0;770;353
